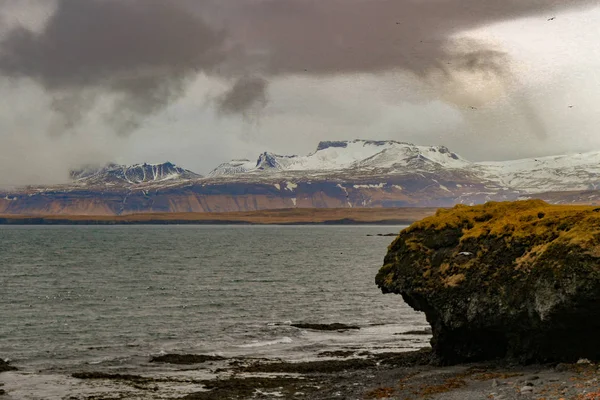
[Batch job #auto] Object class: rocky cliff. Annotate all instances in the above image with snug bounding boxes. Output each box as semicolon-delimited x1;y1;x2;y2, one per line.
376;200;600;364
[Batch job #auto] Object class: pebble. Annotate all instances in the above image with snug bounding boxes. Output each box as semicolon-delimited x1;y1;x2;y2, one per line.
555;363;570;372
520;385;534;394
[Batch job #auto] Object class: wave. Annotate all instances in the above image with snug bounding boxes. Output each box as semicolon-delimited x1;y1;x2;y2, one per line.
266;321;292;327
237;337;293;348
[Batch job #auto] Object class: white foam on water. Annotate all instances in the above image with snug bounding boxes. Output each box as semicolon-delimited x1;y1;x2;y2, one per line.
285;323;431;357
238;337;293;348
266;320;292;327
255;389;285;397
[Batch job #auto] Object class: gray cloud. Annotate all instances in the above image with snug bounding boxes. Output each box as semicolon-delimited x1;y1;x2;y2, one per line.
0;0;225;133
217;76;268;116
225;0;597;122
1;0;596;122
0;0;599;187
232;0;595;76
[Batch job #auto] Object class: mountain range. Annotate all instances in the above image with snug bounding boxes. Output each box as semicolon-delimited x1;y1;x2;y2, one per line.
2;139;600;215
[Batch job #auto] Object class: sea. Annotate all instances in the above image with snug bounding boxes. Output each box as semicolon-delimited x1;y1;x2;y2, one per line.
0;225;429;399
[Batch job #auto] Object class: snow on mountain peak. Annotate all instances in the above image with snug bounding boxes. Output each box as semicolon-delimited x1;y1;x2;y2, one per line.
477;150;600;193
208;139;469;177
208;159;257;177
70;162;202;185
256;152;298;170
316;139;411;152
26;139;600;199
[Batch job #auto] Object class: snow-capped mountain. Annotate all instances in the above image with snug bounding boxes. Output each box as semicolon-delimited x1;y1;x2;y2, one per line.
209;140;600;194
208;140;469;177
70;162;202;186
208;159;256;177
477;152;600;193
3;139;600;216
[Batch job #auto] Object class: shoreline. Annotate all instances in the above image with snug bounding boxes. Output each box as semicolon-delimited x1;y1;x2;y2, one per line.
4;350;600;399
0;207;438;226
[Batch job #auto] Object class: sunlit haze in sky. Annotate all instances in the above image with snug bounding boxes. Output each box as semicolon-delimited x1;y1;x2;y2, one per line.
1;0;600;186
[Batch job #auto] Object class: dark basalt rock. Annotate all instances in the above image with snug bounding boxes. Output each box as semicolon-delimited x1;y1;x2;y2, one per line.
0;359;16;373
376;200;600;364
150;354;225;364
238;349;431;374
72;372;154;382
397;328;433;336
291;323;360;331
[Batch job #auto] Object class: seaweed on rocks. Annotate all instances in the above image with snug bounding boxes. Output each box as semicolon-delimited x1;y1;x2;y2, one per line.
182;376;319;400
72;372;158;383
290;323;360;331
150;354;225;365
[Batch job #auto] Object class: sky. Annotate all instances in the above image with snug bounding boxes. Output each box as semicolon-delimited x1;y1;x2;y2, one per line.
1;0;600;186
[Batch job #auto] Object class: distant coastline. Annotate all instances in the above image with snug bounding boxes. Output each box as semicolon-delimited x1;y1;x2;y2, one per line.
0;207;438;226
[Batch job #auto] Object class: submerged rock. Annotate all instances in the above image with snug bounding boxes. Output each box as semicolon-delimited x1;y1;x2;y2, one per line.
290;323;360;331
150;354;225;364
0;358;16;373
376;200;600;364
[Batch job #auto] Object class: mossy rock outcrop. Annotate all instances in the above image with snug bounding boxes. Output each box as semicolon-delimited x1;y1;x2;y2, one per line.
376;200;600;364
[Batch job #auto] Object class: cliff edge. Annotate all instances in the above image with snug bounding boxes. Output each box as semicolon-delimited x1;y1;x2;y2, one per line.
376;200;600;364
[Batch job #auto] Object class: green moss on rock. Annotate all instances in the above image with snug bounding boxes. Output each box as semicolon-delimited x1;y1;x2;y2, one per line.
376;200;600;364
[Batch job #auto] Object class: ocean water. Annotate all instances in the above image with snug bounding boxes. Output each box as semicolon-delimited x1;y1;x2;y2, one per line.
0;225;429;398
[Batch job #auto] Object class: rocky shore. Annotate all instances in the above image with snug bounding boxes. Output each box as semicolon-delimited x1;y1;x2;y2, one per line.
4;350;600;399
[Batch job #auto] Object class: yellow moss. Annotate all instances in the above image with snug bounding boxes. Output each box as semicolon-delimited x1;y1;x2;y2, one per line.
443;273;465;288
383;271;395;287
411;200;600;250
585;244;600;258
514;243;549;271
379;201;600;293
439;262;451;274
405;239;422;251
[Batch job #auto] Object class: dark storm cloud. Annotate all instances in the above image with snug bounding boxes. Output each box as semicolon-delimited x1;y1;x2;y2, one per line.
221;0;596;133
217;76;269;116
232;0;594;77
0;0;597;123
0;0;225;133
